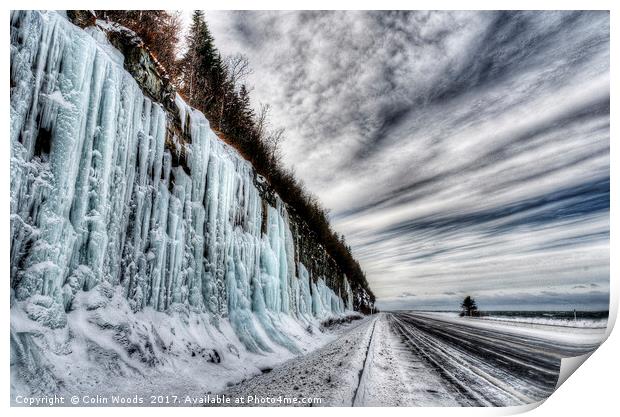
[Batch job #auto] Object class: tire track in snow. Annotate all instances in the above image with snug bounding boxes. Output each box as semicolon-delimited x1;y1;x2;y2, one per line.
390;315;499;406
351;317;377;406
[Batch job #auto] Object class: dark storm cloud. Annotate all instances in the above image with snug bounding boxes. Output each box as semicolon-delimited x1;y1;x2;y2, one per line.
202;10;610;310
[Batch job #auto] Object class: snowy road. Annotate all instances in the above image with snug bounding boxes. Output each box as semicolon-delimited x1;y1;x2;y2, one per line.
389;312;603;406
218;312;604;407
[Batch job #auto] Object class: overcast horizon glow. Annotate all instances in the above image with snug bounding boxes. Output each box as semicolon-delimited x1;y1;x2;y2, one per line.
188;11;609;311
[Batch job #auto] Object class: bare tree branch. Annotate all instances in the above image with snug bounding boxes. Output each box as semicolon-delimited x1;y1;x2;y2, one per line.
225;53;252;86
256;103;271;139
266;127;286;164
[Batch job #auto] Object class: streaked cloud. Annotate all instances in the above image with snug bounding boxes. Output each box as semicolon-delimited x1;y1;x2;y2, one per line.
202;11;610;311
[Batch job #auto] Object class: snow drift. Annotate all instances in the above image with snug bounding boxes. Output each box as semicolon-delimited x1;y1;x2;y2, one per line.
10;10;371;397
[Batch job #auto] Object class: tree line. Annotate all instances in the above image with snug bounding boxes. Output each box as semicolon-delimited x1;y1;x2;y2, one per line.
96;10;373;299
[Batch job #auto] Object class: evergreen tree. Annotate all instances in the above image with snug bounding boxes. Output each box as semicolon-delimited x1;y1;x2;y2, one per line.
239;84;253;119
460;296;479;317
181;10;218;109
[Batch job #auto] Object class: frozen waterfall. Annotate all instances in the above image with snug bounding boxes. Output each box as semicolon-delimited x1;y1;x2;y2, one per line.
10;10;354;357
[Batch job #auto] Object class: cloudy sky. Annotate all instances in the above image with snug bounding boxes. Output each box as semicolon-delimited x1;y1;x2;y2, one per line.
197;11;609;311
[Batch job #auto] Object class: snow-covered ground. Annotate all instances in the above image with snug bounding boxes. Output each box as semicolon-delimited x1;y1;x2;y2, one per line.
221;316;374;406
479;315;607;328
11;281;363;404
420;311;607;329
412;312;607;346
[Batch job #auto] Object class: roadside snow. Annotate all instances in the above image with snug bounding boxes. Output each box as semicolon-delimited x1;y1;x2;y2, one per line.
11;286;355;405
354;314;460;406
421;311;607;329
412;312;607;346
220;316;376;406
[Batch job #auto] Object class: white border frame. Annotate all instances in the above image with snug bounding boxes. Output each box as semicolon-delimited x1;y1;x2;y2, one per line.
2;2;616;416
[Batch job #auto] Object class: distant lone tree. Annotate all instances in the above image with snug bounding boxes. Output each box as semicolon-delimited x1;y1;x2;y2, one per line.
460;296;479;317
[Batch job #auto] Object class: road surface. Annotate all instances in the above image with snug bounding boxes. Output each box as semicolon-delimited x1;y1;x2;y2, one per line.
218;312;604;406
389;312;602;406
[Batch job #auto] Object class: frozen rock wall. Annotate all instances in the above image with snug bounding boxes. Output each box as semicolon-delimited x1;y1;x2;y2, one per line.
10;10;371;367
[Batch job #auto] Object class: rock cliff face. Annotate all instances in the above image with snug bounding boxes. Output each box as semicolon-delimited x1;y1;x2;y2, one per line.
10;11;374;392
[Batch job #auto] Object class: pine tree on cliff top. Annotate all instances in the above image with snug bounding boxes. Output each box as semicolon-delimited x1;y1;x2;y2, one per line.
181;10;219;110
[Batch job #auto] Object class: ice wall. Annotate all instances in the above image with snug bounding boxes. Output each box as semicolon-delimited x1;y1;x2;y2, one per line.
10;10;355;355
